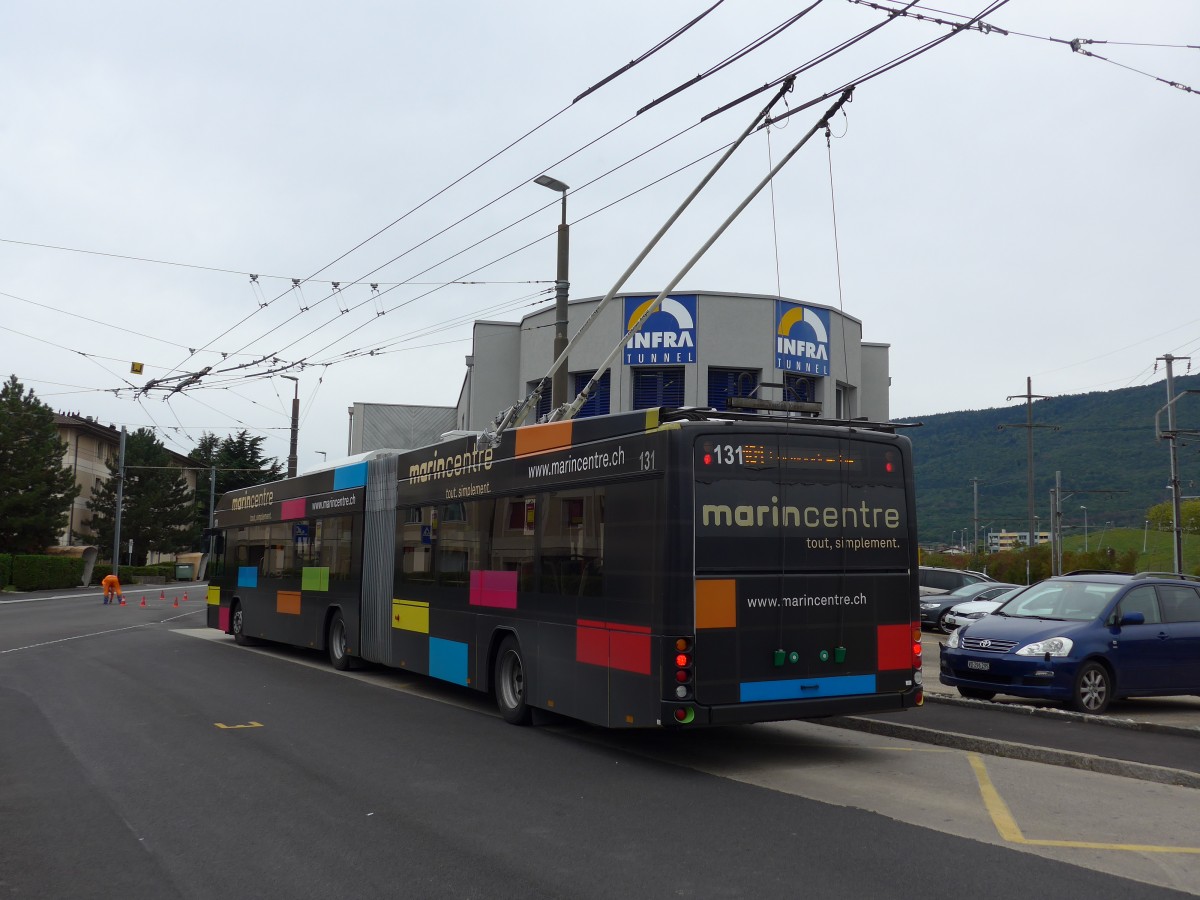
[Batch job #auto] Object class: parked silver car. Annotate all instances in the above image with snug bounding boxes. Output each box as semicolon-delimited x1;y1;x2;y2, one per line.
920;582;1020;634
944;586;1026;630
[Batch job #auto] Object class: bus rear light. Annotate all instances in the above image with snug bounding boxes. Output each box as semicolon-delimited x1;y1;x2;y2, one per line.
675;686;690;699
911;625;922;642
675;638;691;652
674;707;695;723
913;642;922;658
675;653;691;668
675;670;690;683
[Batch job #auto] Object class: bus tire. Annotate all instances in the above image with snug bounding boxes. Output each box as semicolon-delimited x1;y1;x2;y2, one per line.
494;636;532;726
231;602;257;646
328;611;351;671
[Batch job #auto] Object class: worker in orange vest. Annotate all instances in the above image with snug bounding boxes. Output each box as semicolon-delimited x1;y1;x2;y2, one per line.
101;573;124;605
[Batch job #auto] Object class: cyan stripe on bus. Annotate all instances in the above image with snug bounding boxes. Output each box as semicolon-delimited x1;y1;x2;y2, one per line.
739;674;877;703
237;566;257;588
334;461;368;490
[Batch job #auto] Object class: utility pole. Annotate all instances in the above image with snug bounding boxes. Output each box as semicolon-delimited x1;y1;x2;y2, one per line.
970;477;981;555
282;375;299;478
999;377;1059;557
112;427;127;577
1157;353;1193;574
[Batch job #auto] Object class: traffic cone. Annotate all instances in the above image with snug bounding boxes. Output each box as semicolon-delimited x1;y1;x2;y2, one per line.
160;589;166;602
183;592;188;603
140;597;147;607
119;596;126;606
173;596;179;608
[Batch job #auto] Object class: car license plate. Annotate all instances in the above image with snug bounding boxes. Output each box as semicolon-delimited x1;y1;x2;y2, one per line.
967;660;990;671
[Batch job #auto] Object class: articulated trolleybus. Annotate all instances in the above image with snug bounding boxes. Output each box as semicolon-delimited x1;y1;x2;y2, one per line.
207;407;923;727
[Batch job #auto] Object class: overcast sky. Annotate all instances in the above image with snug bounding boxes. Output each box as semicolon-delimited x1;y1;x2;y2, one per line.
2;1;1197;471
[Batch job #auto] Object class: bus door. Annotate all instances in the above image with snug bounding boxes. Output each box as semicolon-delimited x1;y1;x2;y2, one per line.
692;432;916;709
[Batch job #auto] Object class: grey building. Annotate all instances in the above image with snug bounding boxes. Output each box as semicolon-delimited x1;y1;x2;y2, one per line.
455;290;889;431
348;402;458;455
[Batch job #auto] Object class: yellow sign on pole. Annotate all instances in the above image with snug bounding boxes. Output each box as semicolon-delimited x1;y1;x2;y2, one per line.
130;362;144;375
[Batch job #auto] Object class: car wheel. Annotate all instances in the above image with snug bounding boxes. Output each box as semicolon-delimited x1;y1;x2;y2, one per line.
957;687;996;701
938;610;956;634
328;610;351;671
1070;661;1112;714
494;636;532;726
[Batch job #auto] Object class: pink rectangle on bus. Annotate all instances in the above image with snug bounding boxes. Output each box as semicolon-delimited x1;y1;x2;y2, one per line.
469;569;517;609
280;498;306;521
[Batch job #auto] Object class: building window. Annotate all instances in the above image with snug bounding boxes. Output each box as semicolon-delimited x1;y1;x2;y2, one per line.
525;381;552;421
707;367;758;413
571;370;610;418
632;366;684;409
783;374;815;404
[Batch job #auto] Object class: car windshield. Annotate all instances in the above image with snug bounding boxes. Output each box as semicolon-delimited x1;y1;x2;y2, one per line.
995;581;1121;621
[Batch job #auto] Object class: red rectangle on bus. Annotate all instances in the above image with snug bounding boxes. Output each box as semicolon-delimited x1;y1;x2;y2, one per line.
876;623;912;671
575;620;650;675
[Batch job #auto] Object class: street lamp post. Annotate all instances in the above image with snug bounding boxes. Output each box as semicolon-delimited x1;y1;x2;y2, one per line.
282;375;299;478
1080;505;1088;551
534;174;570;410
1144;518;1150;554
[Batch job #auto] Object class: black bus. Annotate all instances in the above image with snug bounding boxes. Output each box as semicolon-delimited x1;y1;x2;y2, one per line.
207;407;923;727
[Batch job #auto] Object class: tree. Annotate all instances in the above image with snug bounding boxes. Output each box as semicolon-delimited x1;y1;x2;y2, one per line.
188;430;284;535
1147;499;1200;534
0;375;80;553
88;428;197;563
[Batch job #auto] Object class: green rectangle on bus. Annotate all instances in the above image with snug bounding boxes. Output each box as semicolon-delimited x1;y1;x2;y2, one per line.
302;567;330;591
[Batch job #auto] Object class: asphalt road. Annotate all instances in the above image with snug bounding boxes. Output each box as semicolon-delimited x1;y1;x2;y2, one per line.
2;588;1197;898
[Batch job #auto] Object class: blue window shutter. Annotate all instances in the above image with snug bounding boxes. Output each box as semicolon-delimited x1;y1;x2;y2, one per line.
572;370;610;418
526;381;552;420
633;367;684;409
707;368;758;412
783;374;813;403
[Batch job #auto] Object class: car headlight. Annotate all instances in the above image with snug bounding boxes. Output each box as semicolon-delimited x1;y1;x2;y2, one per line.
920;602;940;610
946;628;961;649
1015;637;1073;657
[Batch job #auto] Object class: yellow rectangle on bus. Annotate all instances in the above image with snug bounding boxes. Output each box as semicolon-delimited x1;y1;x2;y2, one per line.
392;599;430;633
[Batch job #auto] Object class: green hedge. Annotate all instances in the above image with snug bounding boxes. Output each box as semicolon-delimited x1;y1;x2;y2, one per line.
9;554;86;591
0;554;12;589
89;564;177;586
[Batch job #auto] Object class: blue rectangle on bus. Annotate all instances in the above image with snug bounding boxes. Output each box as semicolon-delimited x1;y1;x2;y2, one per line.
739;674;876;703
429;637;468;686
334;461;368;490
237;566;258;589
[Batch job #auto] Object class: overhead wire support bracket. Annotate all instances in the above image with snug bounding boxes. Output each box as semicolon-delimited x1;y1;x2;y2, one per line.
556;88;854;425
479;77;799;447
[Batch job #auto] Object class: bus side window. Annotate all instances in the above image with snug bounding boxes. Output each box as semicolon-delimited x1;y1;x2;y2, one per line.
493;497;536;591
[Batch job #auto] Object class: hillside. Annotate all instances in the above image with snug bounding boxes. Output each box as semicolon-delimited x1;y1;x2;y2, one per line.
898;373;1200;545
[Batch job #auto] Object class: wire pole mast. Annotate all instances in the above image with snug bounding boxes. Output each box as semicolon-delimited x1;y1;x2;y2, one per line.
480;77;799;446
999;377;1058;582
559;88;854;424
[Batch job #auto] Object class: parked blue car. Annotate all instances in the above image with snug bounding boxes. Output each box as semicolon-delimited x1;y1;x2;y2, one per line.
940;572;1200;714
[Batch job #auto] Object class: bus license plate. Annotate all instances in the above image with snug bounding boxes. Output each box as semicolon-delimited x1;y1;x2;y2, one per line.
967;660;990;671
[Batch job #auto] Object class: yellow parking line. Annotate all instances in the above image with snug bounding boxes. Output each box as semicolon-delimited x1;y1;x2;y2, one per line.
968;753;1200;854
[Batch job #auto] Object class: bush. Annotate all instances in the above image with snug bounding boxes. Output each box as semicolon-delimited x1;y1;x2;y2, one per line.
0;554;12;589
10;554;86;591
90;563;178;585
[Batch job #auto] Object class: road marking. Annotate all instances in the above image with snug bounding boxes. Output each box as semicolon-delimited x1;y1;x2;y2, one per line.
215;721;263;729
0;609;205;654
968;752;1200;854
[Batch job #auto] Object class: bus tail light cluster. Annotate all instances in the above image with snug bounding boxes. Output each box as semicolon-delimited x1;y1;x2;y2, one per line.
673;637;693;700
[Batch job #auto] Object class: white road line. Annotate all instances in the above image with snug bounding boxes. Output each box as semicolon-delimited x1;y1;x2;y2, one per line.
0;608;206;654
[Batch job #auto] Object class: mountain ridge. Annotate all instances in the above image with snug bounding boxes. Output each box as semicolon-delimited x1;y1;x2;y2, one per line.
896;373;1200;544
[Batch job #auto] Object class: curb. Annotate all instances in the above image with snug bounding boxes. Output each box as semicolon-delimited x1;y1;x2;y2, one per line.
924;689;1200;739
821;714;1200;790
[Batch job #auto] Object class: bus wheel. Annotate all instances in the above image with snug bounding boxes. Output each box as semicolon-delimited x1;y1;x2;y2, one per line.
231;602;256;646
328;611;351;671
494;636;532;726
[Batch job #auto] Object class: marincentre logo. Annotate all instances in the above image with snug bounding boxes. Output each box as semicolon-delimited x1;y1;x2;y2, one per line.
775;300;830;376
622;294;698;365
